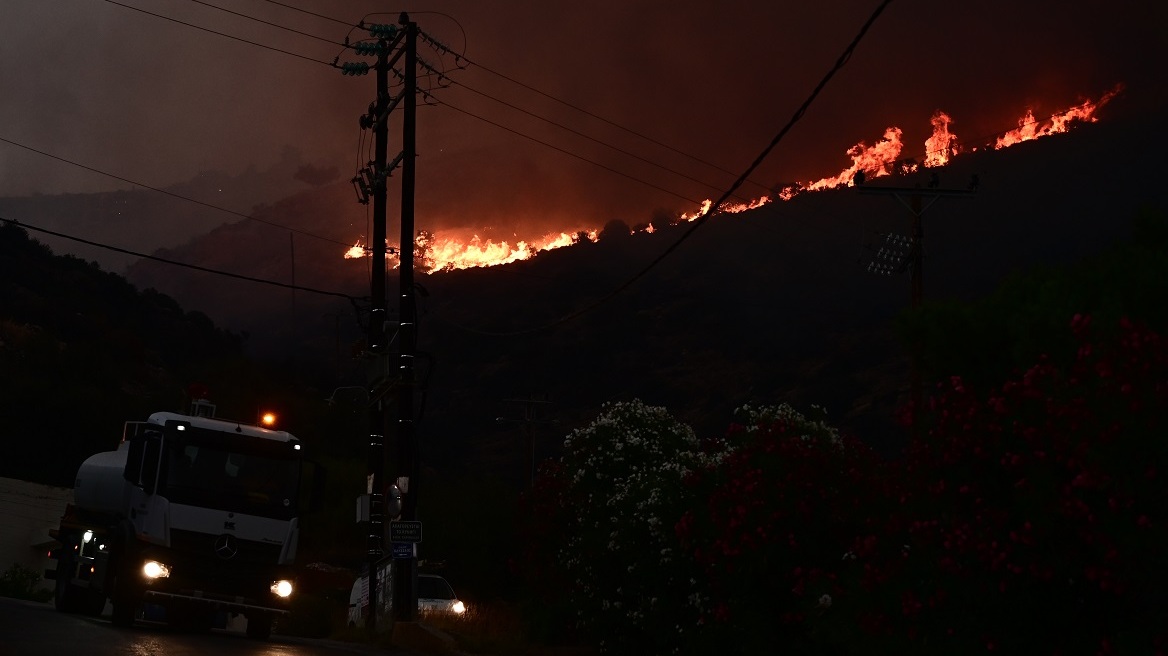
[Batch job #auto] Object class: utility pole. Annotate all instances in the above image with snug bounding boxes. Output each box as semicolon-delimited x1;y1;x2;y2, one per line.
342;13;423;628
339;19;406;633
364;25;391;633
391;11;420;624
497;396;555;488
858;178;976;438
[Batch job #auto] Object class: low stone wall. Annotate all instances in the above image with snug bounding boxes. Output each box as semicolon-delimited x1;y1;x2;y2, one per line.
0;477;72;591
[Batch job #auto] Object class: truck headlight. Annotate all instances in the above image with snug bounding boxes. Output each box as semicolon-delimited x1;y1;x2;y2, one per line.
451;600;467;614
142;561;171;579
270;580;293;598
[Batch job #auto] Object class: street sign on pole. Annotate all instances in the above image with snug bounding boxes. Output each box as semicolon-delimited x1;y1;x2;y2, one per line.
390;520;422;543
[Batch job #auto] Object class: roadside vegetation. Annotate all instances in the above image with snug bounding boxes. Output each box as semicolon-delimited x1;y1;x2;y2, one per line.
0;564;52;603
509;319;1165;654
4;200;1164;653
270;210;1168;654
506;210;1168;655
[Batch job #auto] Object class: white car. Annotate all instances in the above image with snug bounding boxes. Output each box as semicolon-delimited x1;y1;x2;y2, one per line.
416;574;466;615
348;569;466;626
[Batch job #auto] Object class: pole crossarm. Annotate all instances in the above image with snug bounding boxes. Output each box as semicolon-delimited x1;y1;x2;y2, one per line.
858;185;977;215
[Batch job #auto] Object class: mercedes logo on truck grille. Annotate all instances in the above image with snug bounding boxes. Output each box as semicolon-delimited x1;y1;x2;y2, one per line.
214;534;238;560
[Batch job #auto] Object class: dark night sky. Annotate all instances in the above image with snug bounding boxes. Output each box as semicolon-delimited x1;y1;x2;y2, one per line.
1;0;1164;241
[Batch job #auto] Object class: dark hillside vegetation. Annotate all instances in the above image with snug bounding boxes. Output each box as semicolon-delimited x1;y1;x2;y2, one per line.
117;110;1168;480
900;208;1168;394
0;221;286;485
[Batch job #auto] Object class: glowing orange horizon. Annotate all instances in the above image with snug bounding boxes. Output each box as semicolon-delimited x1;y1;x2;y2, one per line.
344;85;1121;273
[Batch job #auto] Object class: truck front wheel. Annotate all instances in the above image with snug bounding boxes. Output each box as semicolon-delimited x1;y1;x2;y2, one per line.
82;589;107;617
53;555;83;614
110;594;135;627
109;568;139;627
107;525;139;627
245;615;272;640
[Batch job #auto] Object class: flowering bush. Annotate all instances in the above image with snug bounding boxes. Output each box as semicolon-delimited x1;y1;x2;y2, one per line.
520;316;1167;655
520;399;728;653
675;403;884;654
869;314;1168;654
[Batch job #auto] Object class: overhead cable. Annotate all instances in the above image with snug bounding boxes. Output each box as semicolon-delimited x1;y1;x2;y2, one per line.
453;0;896;336
0;216;361;301
98;0;335;66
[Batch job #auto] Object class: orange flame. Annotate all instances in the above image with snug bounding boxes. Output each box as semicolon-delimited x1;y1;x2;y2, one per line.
344;242;366;259
995;84;1121;149
679;195;771;222
679;199;713;222
343;86;1120;272
411;230;597;273
803;127;905;191
923;110;960;167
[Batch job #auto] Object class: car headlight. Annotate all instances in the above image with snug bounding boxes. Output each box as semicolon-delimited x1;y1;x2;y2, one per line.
270;580;293;598
142;561;171;579
451;600;466;614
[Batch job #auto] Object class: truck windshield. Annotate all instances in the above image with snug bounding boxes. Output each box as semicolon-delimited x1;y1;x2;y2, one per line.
162;432;300;519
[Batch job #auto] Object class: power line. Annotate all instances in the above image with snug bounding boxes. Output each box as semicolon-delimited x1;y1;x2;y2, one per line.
254;0;352;27
0;135;354;249
90;1;754;212
448;0;895;337
0;216;361;301
97;0;334;67
132;0;1118;203
179;0;346;47
435;100;704;206
423;66;746;201
182;0;741;200
173;0;760;198
418;29;770;193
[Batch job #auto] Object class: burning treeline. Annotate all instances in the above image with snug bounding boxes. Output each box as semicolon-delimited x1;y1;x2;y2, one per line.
344;85;1121;273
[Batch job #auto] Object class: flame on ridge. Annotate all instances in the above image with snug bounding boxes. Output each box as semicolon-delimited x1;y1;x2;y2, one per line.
924;111;960;167
343;231;600;273
344;85;1120;272
417;230;595;273
995;85;1121;148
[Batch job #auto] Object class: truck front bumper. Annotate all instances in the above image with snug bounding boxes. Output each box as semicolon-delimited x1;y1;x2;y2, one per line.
142;589;290;617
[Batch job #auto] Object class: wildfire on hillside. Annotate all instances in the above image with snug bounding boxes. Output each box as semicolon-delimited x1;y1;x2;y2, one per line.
345;84;1121;273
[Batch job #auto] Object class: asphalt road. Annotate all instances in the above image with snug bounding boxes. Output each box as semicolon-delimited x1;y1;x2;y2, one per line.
0;596;413;656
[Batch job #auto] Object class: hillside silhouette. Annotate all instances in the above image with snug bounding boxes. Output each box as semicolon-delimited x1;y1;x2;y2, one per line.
115;106;1167;473
0;220;325;486
0;147;335;274
3;107;1167;604
3;104;1164;489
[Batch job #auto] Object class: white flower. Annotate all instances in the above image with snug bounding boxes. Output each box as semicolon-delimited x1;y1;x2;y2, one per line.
818;594;832;608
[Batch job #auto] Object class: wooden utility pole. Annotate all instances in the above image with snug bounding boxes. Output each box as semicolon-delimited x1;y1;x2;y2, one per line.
364;24;391;632
498;396;555;488
340;17;407;632
859;181;976;438
392;12;420;624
